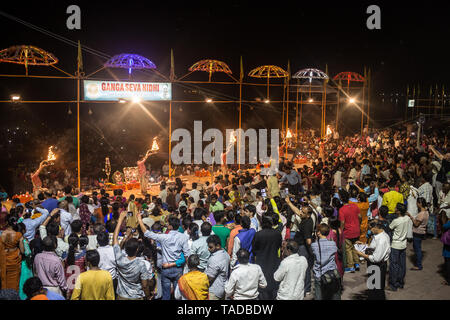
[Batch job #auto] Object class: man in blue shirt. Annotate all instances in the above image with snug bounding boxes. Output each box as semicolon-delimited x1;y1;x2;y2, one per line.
138;213;190;300
311;223;341;300
21;204;49;242
40;191;59;213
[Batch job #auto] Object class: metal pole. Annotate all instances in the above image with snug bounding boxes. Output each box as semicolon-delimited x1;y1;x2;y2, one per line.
286;78;289;156
295;82;299;144
77;71;81;189
169;100;172;180
239;75;242;170
362;79;366;135
336;81;340;132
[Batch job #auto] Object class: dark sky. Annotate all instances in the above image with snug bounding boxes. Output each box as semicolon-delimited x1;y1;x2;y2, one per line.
1;1;449;191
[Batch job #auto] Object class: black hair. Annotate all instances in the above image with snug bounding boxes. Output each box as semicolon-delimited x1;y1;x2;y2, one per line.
213;210;225;224
182;216;192;231
236;248;250;264
235;213;242;225
241;215;251;229
261;215;273;229
7;215;19;232
86;250;100;267
42;236;56;251
378;205;389;219
396;203;406;215
46;223;60;237
124;238;140;257
81;195;89;204
323;205;334;218
338;189;349;204
193;208;206;220
206;234;221;247
64;185;72;195
79;235;89;249
37;193;45;201
105;219;117;233
200;221;212;236
67;233;80;266
188;223;200;241
100;197;110;217
23;277;43;299
168;216;180;230
70;220;83;233
97;232;110;247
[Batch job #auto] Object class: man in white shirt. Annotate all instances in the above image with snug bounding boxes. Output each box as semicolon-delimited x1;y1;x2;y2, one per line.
273;240;307;300
96;232;118;292
388;203;409;291
188;183;200;204
224;249;267;300
356;220;391;300
58;200;73;237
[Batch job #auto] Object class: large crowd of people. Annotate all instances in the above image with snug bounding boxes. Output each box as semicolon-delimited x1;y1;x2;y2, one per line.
0;127;449;300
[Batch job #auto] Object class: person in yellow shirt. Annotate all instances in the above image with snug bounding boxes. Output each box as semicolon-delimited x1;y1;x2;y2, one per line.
71;250;115;300
382;181;404;224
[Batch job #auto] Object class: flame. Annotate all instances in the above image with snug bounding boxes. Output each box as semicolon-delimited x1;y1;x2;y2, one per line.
326;125;332;136
151;137;159;151
47;146;56;161
286;129;293;139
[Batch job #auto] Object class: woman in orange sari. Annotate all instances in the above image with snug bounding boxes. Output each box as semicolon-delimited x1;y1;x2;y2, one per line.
0;216;24;290
356;192;370;243
175;254;209;300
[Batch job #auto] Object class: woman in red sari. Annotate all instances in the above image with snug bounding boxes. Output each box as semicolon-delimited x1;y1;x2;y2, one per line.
0;216;24;290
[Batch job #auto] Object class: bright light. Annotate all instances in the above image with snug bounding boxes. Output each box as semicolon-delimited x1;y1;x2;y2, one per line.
326;125;332;136
11;95;21;102
151;137;160;151
286;128;293;139
132;96;142;103
205;98;213;103
308;98;314;103
349;98;356;104
118;98;127;104
264;99;270;104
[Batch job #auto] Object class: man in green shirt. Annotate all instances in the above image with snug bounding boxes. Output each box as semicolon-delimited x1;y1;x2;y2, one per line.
211;211;230;250
209;194;224;213
58;185;79;208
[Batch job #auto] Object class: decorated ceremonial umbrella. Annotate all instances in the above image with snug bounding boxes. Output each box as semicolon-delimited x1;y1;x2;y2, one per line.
104;53;156;76
333;71;365;91
188;59;233;82
248;65;288;100
0;45;58;75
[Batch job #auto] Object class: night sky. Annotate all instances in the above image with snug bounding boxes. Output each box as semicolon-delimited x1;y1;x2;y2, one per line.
0;1;449;191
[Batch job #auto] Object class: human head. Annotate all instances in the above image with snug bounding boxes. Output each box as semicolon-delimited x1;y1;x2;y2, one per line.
200;221;212;236
285;239;299;256
71;220;83;234
338;189;349;204
241;215;251;229
368;219;384;235
416;197;428;210
23;277;44;300
213;210;226;225
97;232;110;247
187;254;200;270
261;215;273;229
236;248;250;264
64;186;72;195
244;204;256;217
42;236;56;252
168;216;180;231
86;250;100;268
124;238;139;257
378;205;389;219
317;223;330;237
206;234;221;253
395;203;406;216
